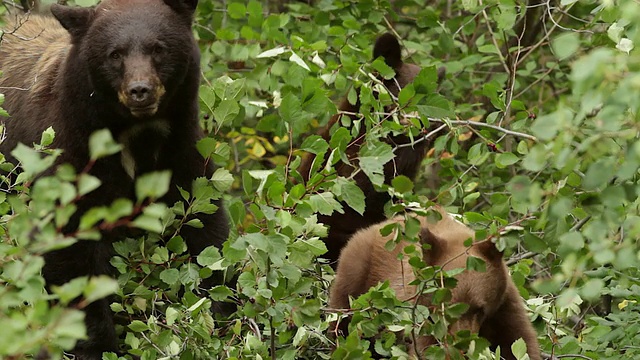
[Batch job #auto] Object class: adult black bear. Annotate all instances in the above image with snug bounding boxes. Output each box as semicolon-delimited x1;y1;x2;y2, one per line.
299;33;437;266
329;208;541;360
0;0;229;358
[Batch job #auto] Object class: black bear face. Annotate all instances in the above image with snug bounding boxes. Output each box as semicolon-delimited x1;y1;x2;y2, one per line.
51;0;198;120
372;33;422;101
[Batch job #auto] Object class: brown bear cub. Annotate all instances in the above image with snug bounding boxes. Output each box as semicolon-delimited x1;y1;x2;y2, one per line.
0;1;229;358
330;208;541;360
299;34;435;266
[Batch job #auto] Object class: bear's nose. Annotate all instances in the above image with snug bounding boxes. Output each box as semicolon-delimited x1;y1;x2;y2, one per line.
127;81;152;103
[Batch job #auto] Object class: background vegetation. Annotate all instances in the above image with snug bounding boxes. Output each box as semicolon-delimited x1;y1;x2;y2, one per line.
1;0;640;359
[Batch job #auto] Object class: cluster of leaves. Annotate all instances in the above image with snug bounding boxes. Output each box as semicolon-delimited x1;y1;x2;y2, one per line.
2;0;640;359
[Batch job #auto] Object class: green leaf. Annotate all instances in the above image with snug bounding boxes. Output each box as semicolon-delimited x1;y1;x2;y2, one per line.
616;38;634;54
257;46;287;58
300;135;329;154
247;169;275;195
213;99;240;129
196;137;217;159
128;320;149;332
77;173;101;196
334;178;365;215
583;159;615;190
211;168;234;192
52;309;87;340
302;238;328;256
552;32;580;60
495;4;517;31
88;129;122;160
83;275;118;304
209;285;234;301
397;84;415;107
559;231;584;252
199;85;216;114
495;152;519;168
279;93;306;124
131;215;163;233
371;58;395;80
185;218;204;228
461;0;479;11
135;170;172;201
467;143;490;166
521;144;547;172
247;1;263;25
11;143;58;178
581;278;605;301
466;256;487;272
39;126;55;147
51;277;88;305
214;76;245;101
511;338;528;359
309;192;343;216
391;175;414;193
160;268;180;285
227;2;246;19
607;22;624;43
359;142;394;186
197;246;222;268
289;51;310;71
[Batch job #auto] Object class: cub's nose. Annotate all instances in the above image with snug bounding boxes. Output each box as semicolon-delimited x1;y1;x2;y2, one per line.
127;81;152;104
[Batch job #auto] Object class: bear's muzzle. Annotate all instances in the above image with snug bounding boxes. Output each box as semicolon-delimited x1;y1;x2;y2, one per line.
118;56;166;118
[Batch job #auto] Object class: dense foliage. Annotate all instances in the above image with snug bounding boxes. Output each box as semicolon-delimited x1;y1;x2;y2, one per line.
1;0;640;359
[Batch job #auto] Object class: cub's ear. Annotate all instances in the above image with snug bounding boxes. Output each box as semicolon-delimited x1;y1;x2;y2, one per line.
419;226;444;262
373;33;403;69
474;240;504;262
163;0;198;15
50;4;94;40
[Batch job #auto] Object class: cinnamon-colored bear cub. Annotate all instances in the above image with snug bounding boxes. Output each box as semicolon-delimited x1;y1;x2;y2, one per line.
330;208;541;360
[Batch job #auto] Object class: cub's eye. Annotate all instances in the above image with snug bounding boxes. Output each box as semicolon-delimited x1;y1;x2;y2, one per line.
153;45;165;55
109;51;121;60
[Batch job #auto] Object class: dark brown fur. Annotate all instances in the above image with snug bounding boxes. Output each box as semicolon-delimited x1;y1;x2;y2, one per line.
299;34;430;266
330;208;541;360
0;1;228;358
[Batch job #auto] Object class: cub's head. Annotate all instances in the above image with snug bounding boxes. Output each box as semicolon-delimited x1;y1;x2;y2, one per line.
420;213;508;336
372;33;422;97
50;0;199;119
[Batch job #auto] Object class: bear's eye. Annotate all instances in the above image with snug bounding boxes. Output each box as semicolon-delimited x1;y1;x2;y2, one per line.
109;50;121;60
153;45;165;55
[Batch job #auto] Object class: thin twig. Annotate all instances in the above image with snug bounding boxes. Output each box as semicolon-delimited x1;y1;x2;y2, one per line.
426;117;538;141
481;9;510;74
394;124;448;149
337;110;539;142
506;251;537;266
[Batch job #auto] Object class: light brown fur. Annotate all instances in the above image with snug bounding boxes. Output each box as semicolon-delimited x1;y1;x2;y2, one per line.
1;15;70;107
330;208;541;360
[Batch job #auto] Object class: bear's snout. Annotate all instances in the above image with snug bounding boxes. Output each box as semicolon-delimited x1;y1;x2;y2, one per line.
118;57;166;118
128;81;152;104
120;78;165;118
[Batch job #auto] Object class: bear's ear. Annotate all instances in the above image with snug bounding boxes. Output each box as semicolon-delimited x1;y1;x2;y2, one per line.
163;0;198;16
474;240;504;262
419;227;444;262
50;4;94;40
373;33;403;69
